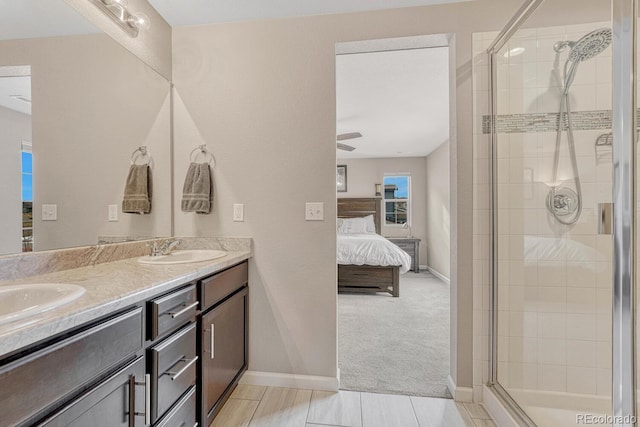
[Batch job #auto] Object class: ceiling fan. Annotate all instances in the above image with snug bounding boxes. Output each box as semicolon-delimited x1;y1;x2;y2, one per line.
336;132;362;151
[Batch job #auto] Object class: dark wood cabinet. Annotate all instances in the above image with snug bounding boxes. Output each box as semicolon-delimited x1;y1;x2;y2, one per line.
0;259;249;427
39;357;147;427
199;261;249;426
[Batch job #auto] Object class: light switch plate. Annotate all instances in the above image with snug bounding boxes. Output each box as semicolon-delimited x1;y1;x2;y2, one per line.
42;204;57;221
233;204;244;222
305;202;324;221
108;204;118;222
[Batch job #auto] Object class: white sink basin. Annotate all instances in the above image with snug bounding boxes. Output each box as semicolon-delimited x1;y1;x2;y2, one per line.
138;249;227;265
0;283;85;326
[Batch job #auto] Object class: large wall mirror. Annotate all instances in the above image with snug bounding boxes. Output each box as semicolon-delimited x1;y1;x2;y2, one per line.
0;0;171;256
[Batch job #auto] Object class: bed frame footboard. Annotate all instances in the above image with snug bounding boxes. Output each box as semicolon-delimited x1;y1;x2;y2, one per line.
337;265;399;297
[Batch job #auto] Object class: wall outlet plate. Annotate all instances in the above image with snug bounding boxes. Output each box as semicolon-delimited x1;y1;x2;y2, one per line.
42;204;57;221
108;204;118;222
233;204;244;222
305;202;324;221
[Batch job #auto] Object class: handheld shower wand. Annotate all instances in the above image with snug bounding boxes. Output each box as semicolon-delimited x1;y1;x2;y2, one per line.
545;28;611;226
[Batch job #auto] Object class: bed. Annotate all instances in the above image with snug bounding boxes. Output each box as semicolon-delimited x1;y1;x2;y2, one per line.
337;198;411;297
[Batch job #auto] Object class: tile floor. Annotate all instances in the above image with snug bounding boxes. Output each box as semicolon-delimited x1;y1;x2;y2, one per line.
211;385;498;427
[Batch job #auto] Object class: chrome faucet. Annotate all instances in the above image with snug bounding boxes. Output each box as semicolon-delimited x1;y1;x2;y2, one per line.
159;239;181;255
146;241;162;257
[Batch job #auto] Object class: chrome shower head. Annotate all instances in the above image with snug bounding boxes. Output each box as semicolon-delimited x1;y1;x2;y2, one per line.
567;28;611;62
554;28;611;93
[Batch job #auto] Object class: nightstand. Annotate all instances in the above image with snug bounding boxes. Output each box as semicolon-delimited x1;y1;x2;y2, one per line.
386;237;421;273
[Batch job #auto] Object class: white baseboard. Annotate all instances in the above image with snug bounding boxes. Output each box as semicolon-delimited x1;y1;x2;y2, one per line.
427;267;450;285
447;375;473;402
240;370;339;392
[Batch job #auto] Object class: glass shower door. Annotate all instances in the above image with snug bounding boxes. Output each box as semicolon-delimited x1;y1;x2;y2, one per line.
483;0;640;425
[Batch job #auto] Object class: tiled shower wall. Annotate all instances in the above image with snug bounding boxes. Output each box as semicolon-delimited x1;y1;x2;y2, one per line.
472;22;613;400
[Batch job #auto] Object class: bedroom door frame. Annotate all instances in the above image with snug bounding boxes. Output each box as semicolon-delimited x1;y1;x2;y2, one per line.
334;32;457;396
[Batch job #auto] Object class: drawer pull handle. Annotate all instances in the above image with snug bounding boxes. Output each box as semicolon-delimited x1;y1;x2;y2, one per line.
167;356;199;381
131;373;151;426
168;301;199;318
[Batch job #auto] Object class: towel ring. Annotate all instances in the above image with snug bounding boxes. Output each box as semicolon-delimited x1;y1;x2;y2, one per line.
190;144;215;166
131;146;152;166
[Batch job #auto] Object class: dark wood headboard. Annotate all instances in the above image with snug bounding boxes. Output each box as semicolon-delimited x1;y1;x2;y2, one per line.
337;198;382;234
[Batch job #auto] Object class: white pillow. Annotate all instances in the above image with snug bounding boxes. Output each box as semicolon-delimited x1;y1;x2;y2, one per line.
362;215;376;234
337;217;368;234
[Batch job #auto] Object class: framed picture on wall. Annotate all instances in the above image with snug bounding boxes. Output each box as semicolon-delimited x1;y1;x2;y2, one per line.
337;165;347;192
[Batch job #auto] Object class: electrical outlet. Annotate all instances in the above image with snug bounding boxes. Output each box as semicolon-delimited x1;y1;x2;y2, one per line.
108;204;118;222
233;204;244;222
305;202;324;221
42;204;57;221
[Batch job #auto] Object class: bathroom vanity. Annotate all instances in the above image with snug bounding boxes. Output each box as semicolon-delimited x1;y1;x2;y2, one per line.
0;250;249;427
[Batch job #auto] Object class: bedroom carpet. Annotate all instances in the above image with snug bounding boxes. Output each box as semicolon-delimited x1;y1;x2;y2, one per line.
338;271;451;398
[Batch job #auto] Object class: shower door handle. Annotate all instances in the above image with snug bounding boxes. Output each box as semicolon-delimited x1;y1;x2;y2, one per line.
598;203;612;235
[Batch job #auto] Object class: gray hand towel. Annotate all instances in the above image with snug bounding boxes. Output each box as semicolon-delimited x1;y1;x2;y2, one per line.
122;164;152;214
182;162;213;214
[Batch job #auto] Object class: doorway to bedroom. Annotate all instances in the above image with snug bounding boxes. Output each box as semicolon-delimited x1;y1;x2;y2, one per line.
335;35;452;398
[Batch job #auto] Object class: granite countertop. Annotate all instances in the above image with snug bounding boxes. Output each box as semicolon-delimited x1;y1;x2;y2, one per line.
0;250;251;358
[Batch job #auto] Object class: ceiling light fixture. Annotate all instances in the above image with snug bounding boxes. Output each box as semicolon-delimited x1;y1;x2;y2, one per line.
89;0;150;37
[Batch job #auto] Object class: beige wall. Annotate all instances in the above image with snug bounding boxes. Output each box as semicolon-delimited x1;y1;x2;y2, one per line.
0;34;171;252
0;107;31;255
337;157;428;265
426;142;450;279
65;0;172;79
171;0;524;388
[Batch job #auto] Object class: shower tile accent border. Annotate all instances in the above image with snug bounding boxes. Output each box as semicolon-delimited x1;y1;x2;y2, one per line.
482;110;615;134
0;237;252;282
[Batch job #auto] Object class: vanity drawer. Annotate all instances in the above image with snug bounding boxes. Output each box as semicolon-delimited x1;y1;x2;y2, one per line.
149;284;198;340
0;307;143;427
150;323;197;422
155;386;197;427
338;266;394;284
201;262;248;310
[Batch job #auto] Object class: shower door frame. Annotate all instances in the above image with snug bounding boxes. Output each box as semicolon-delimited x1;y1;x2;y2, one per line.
485;0;637;425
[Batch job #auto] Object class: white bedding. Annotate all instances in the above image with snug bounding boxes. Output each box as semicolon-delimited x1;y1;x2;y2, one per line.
337;233;412;274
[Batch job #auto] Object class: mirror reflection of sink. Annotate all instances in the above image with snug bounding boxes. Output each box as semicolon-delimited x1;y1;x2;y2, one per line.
138;249;227;265
0;283;86;327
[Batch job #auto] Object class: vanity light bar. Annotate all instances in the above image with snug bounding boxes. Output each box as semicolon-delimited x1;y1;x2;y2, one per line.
88;0;150;38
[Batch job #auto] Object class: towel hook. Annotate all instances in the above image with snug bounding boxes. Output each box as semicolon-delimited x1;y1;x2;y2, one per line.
131;146;152;166
189;144;215;166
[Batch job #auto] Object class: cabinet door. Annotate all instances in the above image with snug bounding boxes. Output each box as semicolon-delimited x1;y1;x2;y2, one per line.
1;308;143;427
201;287;247;422
39;357;147;427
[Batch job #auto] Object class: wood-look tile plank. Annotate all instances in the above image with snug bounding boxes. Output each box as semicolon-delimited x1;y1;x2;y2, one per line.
455;403;479;427
410;396;473;427
249;387;312;427
210;398;259;427
307;390;362;427
361;392;418;427
463;403;491;420
232;384;268;401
